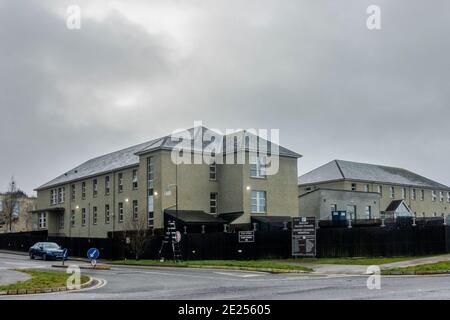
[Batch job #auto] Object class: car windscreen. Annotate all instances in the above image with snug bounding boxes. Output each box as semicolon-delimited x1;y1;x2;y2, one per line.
43;243;60;249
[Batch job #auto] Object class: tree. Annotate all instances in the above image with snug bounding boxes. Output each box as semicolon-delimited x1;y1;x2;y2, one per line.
123;215;152;260
1;176;22;232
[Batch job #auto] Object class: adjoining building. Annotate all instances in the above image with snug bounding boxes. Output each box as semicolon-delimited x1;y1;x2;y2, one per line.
299;160;450;219
34;126;301;238
0;191;36;233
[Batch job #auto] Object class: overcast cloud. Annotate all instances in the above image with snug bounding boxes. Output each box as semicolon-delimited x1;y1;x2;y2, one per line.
1;0;449;194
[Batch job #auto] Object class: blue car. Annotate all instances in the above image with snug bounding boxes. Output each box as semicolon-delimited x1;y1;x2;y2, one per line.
29;242;66;261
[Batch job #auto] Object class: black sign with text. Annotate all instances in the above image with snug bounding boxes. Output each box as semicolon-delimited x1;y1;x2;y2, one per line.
238;231;255;243
292;217;316;257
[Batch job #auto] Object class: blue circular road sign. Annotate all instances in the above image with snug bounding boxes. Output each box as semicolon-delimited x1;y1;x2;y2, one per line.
87;248;100;260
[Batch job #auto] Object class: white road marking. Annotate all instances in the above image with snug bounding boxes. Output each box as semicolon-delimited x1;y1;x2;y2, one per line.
213;271;264;278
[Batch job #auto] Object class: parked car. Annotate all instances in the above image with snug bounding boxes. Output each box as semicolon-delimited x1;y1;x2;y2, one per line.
29;242;66;261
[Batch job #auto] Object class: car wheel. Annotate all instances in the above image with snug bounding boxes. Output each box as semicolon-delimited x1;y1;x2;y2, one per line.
42;254;47;261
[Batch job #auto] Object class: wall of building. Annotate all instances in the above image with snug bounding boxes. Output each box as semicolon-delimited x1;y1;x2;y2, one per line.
299;180;450;217
0;195;36;233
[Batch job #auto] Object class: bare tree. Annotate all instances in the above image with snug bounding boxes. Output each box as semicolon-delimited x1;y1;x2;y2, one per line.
123;215;151;260
1;177;18;232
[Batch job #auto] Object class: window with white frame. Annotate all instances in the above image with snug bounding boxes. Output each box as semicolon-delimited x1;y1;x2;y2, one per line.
81;182;86;199
377;185;382;196
250;155;266;178
447;192;450;203
439;191;444;202
411;189;416;200
420;189;425;201
133;200;138;220
390;186;395;199
209;163;217;180
70;210;75;227
81;208;86;226
251;191;266;213
132;169;138;190
71;184;75;201
147;157;154;189
148;211;154;228
118;202;124;222
93;179;98;197
401;188;406;199
210;193;218;214
59;187;65;203
432;190;437;202
118;173;123;193
351;183;357;191
93;206;98;225
105;176;110;195
364;206;372;219
12;202;19;218
50;189;57;205
39;213;47;229
364;184;370;192
347;205;357;220
58;215;64;229
330;204;337;214
0;200;3;212
105;205;110;224
147;157;154;228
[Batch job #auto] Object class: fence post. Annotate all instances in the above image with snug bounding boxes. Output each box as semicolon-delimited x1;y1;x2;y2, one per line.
381;218;385;228
347;218;352;229
253;223;258;231
412;217;416;227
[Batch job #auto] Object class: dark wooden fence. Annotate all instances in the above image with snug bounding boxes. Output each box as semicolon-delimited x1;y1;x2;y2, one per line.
1;224;449;260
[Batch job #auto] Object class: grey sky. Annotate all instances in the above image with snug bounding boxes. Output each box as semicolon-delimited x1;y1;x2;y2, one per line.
1;0;449;195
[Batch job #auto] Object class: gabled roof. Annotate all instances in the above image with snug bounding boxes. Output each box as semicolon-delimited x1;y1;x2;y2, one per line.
384;200;405;212
298;160;450;190
37;126;300;191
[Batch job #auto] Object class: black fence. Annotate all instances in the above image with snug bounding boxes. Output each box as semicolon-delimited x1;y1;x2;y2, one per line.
0;223;449;260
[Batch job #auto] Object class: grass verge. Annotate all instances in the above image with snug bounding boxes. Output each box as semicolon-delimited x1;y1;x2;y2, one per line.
0;269;90;291
382;261;450;275
112;259;313;272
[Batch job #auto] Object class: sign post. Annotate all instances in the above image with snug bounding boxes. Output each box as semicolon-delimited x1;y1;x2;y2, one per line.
62;248;69;266
292;217;316;257
87;248;100;268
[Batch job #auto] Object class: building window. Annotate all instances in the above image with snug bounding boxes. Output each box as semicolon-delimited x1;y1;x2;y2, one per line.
210;193;218;214
71;210;75;227
330;204;337;214
147;157;154;189
432;190;437;202
401;188;406;200
390;186;395;199
147;157;154;228
133;200;138;220
347;205;357;220
447;192;450;203
105;204;110;224
93;206;98;225
118;173;123;193
364;206;372;219
71;184;75;201
364;184;370;192
81;208;86;226
39;213;47;229
411;189;416;200
0;200;3;212
251;191;266;213
250;155;266;178
439;191;444;202
148;211;154;228
50;189;57;205
93;179;98;197
58;187;65;203
132;169;138;190
377;185;382;196
351;183;357;191
105;176;110;195
118;202;124;222
58;215;64;229
420;189;425;201
209;163;217;180
81;182;86;199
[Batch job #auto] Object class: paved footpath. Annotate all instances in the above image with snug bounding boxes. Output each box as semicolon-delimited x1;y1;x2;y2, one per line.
381;254;450;269
0;270;30;286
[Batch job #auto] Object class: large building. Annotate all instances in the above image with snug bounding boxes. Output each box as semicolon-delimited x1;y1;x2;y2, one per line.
34;127;301;238
299;160;450;219
0;192;36;233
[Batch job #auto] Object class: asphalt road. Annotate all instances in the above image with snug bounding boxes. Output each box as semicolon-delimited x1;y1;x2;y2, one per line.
1;252;450;300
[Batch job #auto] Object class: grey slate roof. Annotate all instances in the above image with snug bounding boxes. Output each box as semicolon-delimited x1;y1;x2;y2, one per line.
37;127;300;191
298;160;450;190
